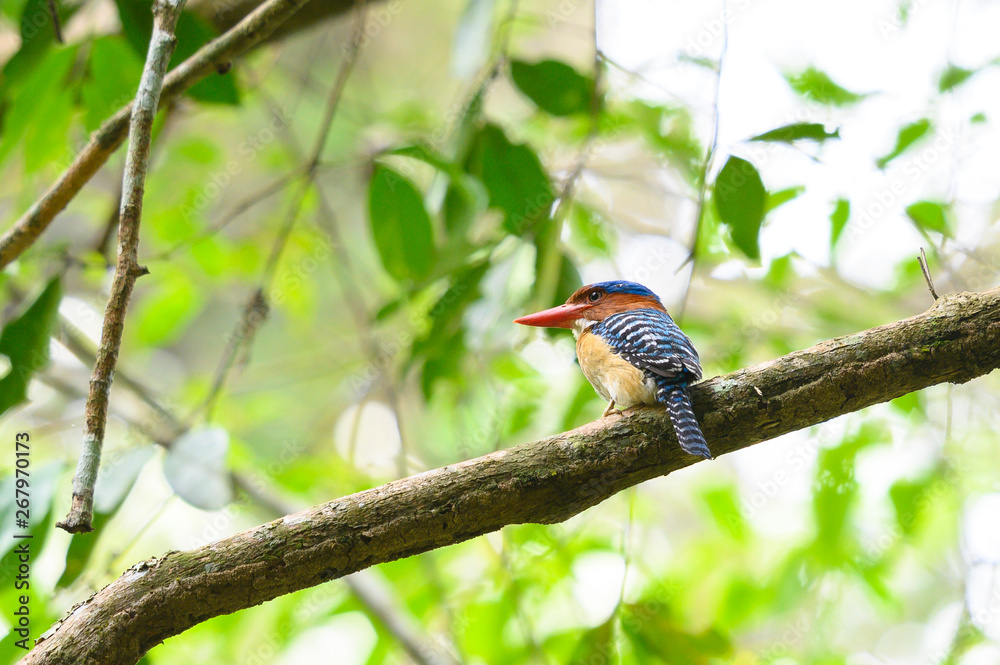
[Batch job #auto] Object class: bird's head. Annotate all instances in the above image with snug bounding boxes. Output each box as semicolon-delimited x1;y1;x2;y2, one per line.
514;280;666;332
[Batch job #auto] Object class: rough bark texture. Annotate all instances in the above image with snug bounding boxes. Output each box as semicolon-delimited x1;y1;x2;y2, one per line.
25;288;1000;665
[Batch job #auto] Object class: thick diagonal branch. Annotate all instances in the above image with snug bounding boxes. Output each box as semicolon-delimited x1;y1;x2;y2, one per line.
26;287;1000;664
55;0;186;534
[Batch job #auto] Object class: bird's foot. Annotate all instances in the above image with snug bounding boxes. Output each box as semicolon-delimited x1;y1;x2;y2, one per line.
602;401;623;417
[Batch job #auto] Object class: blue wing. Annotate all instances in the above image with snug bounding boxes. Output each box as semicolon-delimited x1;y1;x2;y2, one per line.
591;308;702;384
592;308;711;459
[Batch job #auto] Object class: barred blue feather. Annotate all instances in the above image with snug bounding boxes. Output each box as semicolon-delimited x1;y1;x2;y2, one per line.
591;308;712;459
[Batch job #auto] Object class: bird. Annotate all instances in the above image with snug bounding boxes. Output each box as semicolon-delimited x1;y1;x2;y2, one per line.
514;280;712;460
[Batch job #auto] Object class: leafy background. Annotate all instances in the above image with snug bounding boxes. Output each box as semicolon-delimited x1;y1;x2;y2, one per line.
1;0;1000;663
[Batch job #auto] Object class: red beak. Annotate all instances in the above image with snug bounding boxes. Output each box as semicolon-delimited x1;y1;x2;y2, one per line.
514;303;589;329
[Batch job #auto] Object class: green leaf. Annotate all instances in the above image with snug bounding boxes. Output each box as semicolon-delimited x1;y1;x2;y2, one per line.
0;45;77;171
413;259;491;396
568;619;614;664
114;0;152;55
81;36;145;132
385;144;488;234
163;427;233;510
96;445;157;513
115;1;239;105
568;204;614;257
368;164;437;282
905;200;952;237
889;471;938;536
702;486;747;541
173;12;240;104
622;602;731;663
133;272;204;346
830;198;850;248
749;122;840;143
614;101;701;182
388;144;461;177
443;175;489;234
452;0;495;79
938;64;975;92
509;59;593;116
466;123;553;234
890;391;922;415
554;252;582;307
875;118;931;169
0;278;61;417
811;425;881;563
765;186;804;213
713;156;767;261
765;252;795;289
560;375;601;431
0;0;62;101
785;66;866;106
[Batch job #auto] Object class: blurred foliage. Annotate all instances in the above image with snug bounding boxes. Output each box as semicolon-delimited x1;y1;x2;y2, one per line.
0;0;998;664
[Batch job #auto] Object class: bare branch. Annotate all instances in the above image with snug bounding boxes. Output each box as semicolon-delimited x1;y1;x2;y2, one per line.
56;0;187;534
27;287;1000;664
46;0;63;43
920;247;940;301
197;1;369;422
0;0;317;270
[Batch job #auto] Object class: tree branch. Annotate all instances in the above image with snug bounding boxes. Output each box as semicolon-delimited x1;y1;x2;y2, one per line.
187;0;375;40
55;0;186;534
0;0;316;270
27;287;1000;663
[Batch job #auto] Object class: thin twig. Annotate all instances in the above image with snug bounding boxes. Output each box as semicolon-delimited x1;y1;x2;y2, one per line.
919;247;940;301
150;170;301;261
531;32;603;311
47;0;64;43
56;316;184;436
196;1;369;423
57;0;187;534
677;0;728;323
0;0;316;270
94;103;179;263
92;181;123;265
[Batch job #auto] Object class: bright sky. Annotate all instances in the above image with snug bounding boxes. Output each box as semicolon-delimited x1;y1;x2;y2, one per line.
598;0;1000;290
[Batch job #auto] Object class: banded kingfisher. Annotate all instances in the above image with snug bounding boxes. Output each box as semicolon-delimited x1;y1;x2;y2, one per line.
515;281;712;460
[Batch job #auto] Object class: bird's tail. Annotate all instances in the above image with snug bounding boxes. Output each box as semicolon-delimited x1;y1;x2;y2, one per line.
656;382;712;460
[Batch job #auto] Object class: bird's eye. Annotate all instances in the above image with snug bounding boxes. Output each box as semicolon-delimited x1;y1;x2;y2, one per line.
588;290;602;303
